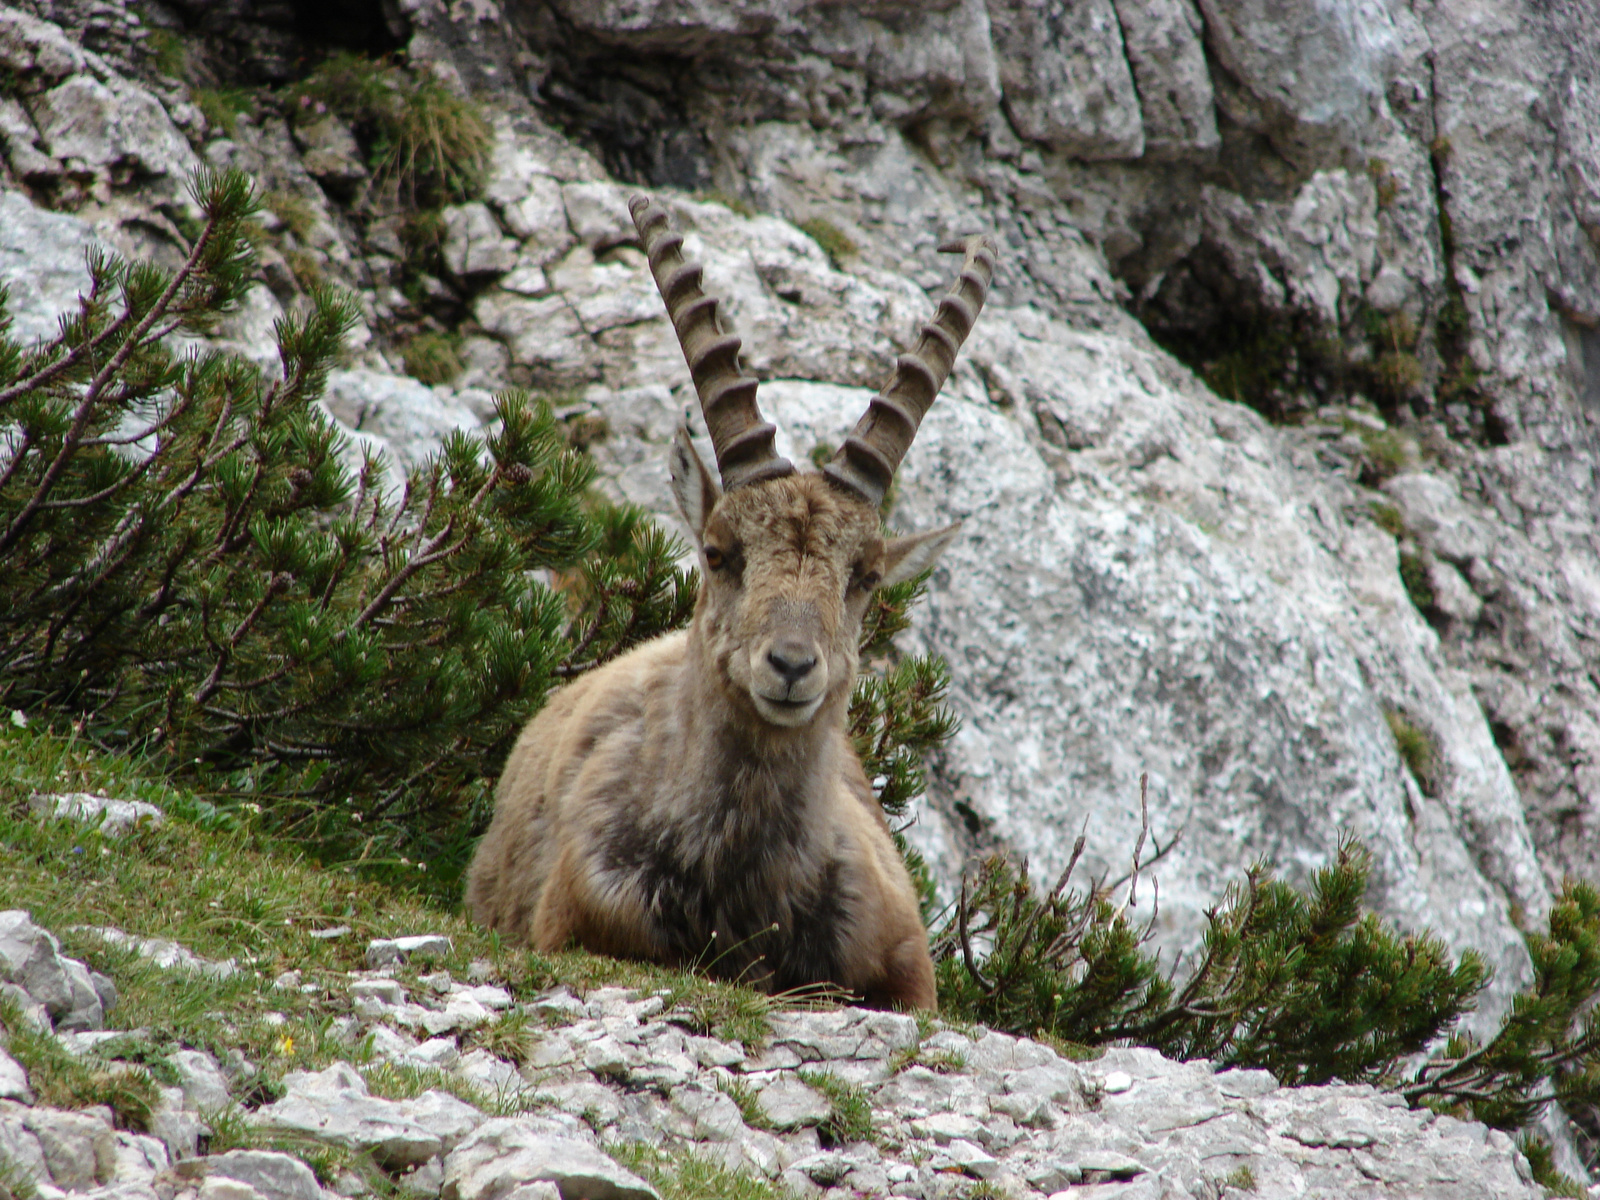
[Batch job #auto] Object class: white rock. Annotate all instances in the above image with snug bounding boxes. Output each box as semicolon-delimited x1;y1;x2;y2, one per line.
74;927;236;981
248;1063;443;1169
1101;1071;1134;1094
28;794;165;838
168;1049;231;1113
175;1150;324;1200
752;1077;830;1130
197;1179;267;1200
441;203;519;279
148;1085;207;1159
442;1118;656;1200
405;1039;463;1071
561;182;633;250
111;1133;170;1186
0;1047;31;1102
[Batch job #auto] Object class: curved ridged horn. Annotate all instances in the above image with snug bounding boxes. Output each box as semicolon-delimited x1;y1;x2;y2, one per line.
630;195;794;491
823;235;998;508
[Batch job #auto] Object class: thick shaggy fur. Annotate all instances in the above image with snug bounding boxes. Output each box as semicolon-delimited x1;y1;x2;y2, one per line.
466;465;950;1008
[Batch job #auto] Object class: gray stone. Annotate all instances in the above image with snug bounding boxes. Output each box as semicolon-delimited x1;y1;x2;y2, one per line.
753;1077;830;1131
1111;0;1217;154
197;1178;268;1200
0;911;77;1021
560;182;634;251
293;115;367;187
110;1132;170;1186
248;1063;446;1169
452;1049;529;1102
441;203;519;279
988;0;1144;158
0;1048;30;1103
396;1156;444;1198
149;1085;207;1159
34;71;194;180
74;926;236;981
28;794;165;838
323;374;484;478
405;1039;463;1071
943;1138;1000;1180
177;1151;325;1200
669;1085;746;1142
168;1050;231;1114
20;1106;114;1189
442;1118;657;1200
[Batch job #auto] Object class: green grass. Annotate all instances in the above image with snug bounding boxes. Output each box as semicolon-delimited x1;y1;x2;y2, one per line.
0;721;804;1120
694;190;755;218
608;1144;784;1200
716;1076;771;1130
1385;709;1439;797
797;218;857;271
0;1150;39;1200
0;996;159;1129
193;88;257;137
400;330;463;385
1223;1164;1258;1192
1368;501;1406;538
144;29;187;80
262;190;319;241
1350;423;1414;483
1399;549;1435;614
286;54;490;207
796;1068;874;1146
1517;1135;1584;1198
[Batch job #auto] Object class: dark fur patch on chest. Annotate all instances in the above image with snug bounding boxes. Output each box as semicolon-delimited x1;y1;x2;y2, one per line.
599;809;852;993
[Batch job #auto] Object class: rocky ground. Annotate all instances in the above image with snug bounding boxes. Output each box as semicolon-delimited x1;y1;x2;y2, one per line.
0;800;1563;1200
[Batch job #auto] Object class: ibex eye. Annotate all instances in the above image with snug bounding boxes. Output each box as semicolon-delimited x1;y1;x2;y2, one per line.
704;547;725;570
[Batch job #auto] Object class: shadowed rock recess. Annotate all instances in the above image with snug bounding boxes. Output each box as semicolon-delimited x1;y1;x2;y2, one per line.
2;0;1600;1191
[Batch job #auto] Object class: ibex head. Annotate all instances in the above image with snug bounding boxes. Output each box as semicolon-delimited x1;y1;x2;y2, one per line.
631;197;997;731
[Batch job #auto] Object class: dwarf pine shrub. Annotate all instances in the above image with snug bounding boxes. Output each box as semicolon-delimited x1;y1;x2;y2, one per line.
0;167;690;886
935;839;1600;1141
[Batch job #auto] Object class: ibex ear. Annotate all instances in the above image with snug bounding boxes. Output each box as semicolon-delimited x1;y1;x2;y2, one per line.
669;424;721;544
881;521;962;587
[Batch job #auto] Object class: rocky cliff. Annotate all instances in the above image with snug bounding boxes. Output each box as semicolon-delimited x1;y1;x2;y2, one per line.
2;0;1599;1179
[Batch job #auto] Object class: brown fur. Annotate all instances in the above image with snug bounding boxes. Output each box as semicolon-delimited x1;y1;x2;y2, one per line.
466;464;953;1009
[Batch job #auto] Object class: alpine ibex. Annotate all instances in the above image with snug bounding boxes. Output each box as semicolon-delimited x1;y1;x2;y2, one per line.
465;197;996;1009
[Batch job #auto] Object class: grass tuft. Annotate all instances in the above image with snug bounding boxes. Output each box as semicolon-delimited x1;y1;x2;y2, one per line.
1517;1135;1584;1198
608;1143;784;1200
1398;549;1435;614
716;1076;771;1130
796;1067;874;1146
1385;708;1440;797
1223;1164;1258;1192
1368;501;1406;538
0;997;160;1129
400;330;463;385
287;54;490;208
797;218;857;271
193;88;257;137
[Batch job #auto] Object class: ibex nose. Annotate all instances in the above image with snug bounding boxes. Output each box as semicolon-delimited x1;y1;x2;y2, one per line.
767;644;818;684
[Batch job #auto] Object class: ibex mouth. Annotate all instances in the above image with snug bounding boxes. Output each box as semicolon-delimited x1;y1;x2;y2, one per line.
753;691;825;727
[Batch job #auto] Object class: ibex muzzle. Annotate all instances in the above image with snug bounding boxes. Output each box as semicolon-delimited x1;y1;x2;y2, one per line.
465;197;997;1008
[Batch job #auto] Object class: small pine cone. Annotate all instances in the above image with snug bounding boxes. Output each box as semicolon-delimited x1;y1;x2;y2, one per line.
499;463;534;484
288;467;314;490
